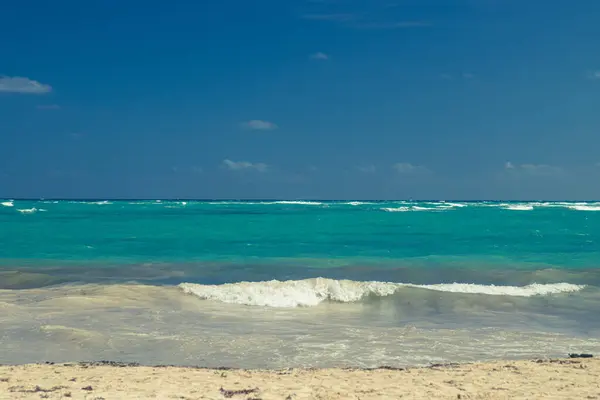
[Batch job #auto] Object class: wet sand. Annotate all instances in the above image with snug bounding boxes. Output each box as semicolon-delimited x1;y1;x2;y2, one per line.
1;358;599;399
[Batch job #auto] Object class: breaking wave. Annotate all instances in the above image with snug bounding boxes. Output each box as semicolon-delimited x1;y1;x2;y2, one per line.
567;205;600;211
178;278;585;308
17;208;45;214
381;205;455;212
270;201;324;205
503;204;534;211
381;207;411;212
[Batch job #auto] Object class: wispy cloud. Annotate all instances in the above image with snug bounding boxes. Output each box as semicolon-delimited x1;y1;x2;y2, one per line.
393;162;428;174
301;11;429;30
302;13;355;22
241;120;278;131
222;159;268;172
357;165;376;173
0;76;52;94
310;52;330;60
352;21;431;29
36;104;60;110
504;162;564;176
440;73;475;80
588;71;600;80
69;132;85;140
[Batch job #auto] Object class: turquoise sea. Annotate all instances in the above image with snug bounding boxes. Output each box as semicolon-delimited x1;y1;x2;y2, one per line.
1;199;600;368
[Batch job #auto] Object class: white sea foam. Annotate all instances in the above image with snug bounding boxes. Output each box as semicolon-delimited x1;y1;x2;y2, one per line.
488;202;600;211
567;205;600;211
381;205;453;212
346;201;372;206
414;205;455;211
420;282;583;296
178;278;585;308
503;204;534;211
70;200;113;205
271;201;324;205
381;207;411;212
441;202;468;208
17;208;39;214
208;201;325;206
1;201;14;207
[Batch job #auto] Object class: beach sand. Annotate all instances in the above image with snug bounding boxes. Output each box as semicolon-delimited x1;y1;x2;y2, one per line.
0;358;599;399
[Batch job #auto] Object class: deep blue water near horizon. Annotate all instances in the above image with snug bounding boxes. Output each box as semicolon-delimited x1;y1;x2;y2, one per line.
1;199;600;367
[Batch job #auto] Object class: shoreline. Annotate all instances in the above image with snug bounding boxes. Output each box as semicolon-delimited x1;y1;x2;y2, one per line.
1;358;598;399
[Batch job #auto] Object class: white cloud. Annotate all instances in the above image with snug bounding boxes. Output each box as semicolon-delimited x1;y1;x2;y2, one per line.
357;165;376;173
241;120;278;131
393;162;427;174
521;164;563;175
504;162;564;176
310;52;330;60
223;159;268;172
0;76;52;94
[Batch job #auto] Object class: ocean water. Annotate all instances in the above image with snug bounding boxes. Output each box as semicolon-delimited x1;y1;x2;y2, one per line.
1;199;600;368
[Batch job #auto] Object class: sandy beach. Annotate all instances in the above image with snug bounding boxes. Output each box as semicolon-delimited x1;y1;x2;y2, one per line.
0;358;598;399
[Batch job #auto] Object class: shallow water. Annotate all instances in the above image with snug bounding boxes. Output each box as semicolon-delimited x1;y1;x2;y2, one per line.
1;200;599;367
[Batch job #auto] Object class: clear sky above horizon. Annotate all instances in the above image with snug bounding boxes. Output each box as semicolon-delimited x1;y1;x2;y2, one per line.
1;0;600;200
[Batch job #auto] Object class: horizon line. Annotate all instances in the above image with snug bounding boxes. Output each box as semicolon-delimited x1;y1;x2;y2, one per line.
2;198;599;202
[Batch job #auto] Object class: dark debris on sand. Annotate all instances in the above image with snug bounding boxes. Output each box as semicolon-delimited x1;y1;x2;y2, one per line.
569;353;594;358
8;385;68;393
79;361;141;368
219;387;260;398
429;363;461;369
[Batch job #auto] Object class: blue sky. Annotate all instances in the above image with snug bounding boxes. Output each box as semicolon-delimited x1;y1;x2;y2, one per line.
1;0;600;200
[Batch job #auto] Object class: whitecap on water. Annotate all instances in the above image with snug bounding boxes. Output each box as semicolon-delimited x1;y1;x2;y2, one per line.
503;204;534;211
17;208;41;214
345;201;373;206
381;207;411;212
567;205;600;211
270;201;324;205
